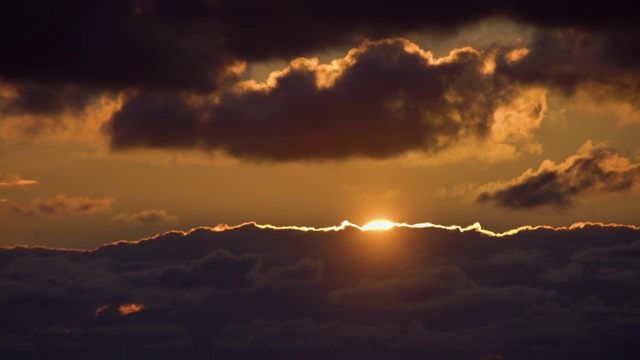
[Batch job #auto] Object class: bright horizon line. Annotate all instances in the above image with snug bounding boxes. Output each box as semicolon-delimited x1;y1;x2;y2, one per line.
5;219;639;252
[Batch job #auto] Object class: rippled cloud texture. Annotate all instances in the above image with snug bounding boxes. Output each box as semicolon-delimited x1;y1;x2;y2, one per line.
2;224;639;359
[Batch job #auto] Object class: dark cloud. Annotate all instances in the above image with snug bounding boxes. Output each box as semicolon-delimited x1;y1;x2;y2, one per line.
1;223;639;358
327;265;554;309
0;1;638;160
11;194;114;216
263;257;324;287
1;1;637;91
133;249;262;290
571;239;640;264
477;145;640;209
107;39;506;160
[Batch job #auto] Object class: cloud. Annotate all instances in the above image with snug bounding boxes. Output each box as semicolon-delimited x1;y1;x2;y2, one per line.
571;239;640;264
117;303;145;315
263;258;324;287
327;266;554;309
0;179;38;187
107;39;536;160
539;262;583;283
488;247;539;266
477;142;640;209
1;222;640;358
0;1;636;161
11;194;114;216
110;209;178;227
136;249;263;290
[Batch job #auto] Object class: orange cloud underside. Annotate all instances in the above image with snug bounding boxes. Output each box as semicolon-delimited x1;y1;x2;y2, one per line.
118;303;145;316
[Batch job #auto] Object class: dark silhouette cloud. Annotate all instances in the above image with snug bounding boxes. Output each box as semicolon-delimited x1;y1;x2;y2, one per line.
478;145;640;209
328;265;554;309
0;1;637;160
107;39;514;160
11;194;114;216
1;223;639;358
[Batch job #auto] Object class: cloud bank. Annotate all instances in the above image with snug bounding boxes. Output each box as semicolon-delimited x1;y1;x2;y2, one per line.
1;223;639;359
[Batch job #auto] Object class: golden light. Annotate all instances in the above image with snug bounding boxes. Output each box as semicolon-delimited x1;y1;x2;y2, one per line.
118;303;145;316
361;219;396;231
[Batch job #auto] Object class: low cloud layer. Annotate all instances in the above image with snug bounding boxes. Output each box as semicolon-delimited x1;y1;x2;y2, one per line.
11;194;114;216
478;143;640;209
1;223;639;358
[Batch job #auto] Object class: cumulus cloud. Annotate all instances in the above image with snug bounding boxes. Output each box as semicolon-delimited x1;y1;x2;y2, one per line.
110;209;178;227
107;39;542;160
477;142;640;209
11;194;114;216
0;1;637;161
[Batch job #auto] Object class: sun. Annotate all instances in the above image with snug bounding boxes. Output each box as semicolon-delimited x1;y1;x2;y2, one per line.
361;219;396;231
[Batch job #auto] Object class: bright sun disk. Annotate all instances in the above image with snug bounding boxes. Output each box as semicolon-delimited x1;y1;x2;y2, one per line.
362;219;396;231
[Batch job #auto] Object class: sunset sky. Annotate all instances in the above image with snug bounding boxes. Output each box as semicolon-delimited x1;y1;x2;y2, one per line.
1;0;638;248
1;1;639;358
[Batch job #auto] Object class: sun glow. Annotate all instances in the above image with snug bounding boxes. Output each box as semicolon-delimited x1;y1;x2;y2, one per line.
361;219;396;231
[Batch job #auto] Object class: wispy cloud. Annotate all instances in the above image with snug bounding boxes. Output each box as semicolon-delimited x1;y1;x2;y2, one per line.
11;194;114;216
110;209;178;227
0;179;38;187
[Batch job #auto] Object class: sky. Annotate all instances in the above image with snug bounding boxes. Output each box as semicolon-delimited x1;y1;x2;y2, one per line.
1;1;639;358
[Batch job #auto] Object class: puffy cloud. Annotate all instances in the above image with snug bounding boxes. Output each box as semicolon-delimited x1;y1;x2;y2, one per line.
263;258;324;287
11;194;114;216
142;249;262;290
0;1;636;161
539;262;583;283
488;247;539;266
477;143;640;209
327;266;553;309
571;239;640;264
107;39;537;160
110;209;178;227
